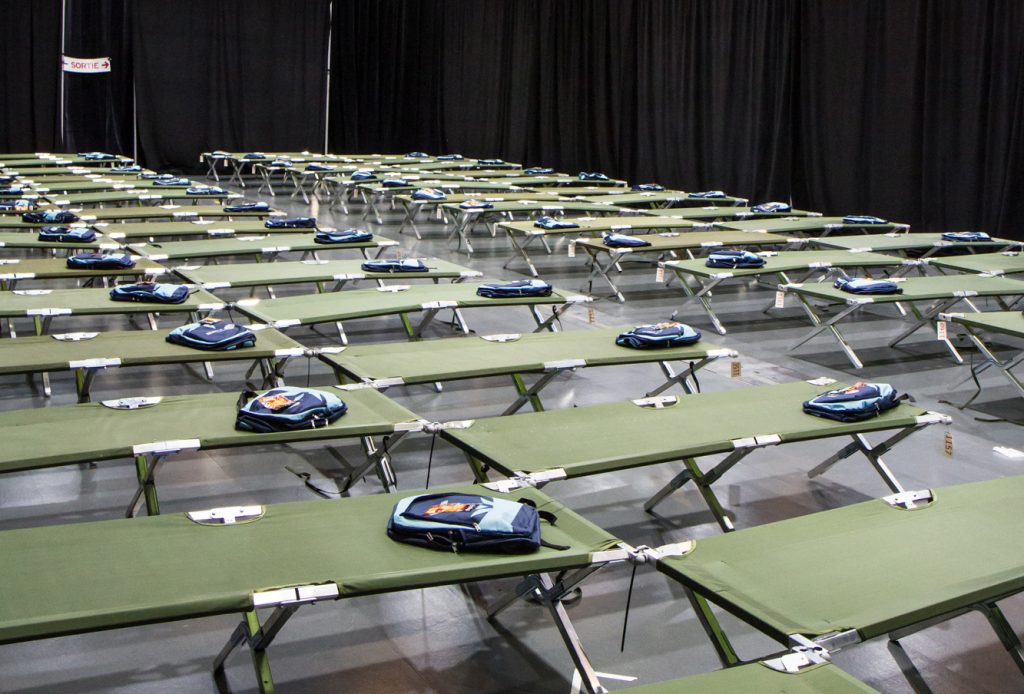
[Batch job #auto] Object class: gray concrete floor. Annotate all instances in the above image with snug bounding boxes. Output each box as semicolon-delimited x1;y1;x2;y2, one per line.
1;177;1022;693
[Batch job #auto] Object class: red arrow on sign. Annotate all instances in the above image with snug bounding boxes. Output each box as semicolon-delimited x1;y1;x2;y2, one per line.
102;60;110;69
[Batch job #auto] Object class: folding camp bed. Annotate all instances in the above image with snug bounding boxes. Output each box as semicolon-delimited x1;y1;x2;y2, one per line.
441;379;949;531
808;232;1023;259
500;175;628;189
640;206;821;222
357;180;527;225
20;177;197;194
662;250;911;333
574;230;800;302
499;216;704;277
0;324;303;400
216;152;349;186
176;257;482;297
712;216;910;236
0;484;627;694
0;166;150;179
128;233;398;263
394;190;568;236
781;274;1024;368
625;659;877;693
322;326;736;414
0;386;425;515
0;155;133;168
0;256;168;290
578;190;749;209
928;251;1024;277
0;204;281;228
43;188;241;207
235;281;591;344
440;200;640;254
646;475;1024;684
90;219;321;241
0;285;224;337
0;230;122;252
939;311;1024;401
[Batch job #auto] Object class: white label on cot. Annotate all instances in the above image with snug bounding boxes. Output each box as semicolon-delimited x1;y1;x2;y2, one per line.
655;266;665;283
774;290;786;309
567;241;576;258
936;321;947;340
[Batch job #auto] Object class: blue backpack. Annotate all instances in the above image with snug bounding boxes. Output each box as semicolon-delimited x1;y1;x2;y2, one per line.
38;226;97;243
751;201;791;213
705;250;766;269
690;190;726;199
524;167;554;175
187;186;226;195
350;170;376;181
166;318;256;351
534;216;579;230
478;158;504;166
437;154;464;161
405;152;429;158
81;152;116;160
111;165;143;173
265;217;317;229
942;231;991;242
616;322;701;349
843;215;888;225
235;386;347;432
631;183;665;192
66;253;136;270
603;233;650;248
459;200;493;210
0;187;26;195
141;173;174;180
153;178;191;186
382;178;408;187
578;171;609;181
23;210;79;224
305;163;333;171
223;201;269;213
361;259;429;273
803;382;903;422
315;228;373;244
243;153;268;159
834;277;902;295
109;283;191;304
387;493;568;553
412;188;447;201
0;199;33;211
476;279;553;298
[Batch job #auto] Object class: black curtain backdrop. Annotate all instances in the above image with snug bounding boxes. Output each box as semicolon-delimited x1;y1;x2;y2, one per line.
0;0;62;152
62;0;133;155
132;0;330;172
1;1;1021;238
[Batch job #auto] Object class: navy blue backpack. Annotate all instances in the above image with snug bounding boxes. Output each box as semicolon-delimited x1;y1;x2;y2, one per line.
23;210;79;224
689;190;726;199
578;171;610;181
0;187;26;195
843;215;888;225
361;259;429;273
405;152;429;158
941;231;992;242
616;322;701;349
437;154;464;161
387;493;568;554
478;159;504;166
603;233;650;248
382;178;408;187
751;201;791;213
109;283;191;304
223;201;270;213
153;178;191;186
315;228;373;244
166;318;257;351
187;186;226;195
111;165;143;173
834;277;903;295
66;253;136;270
265;217;317;229
631;183;665;192
0;199;34;211
350;170;376;181
459;200;493;210
803;382;903;422
305;163;334;171
38;226;97;243
235;386;347;432
705;250;766;269
476;279;553;298
534;216;579;230
412;188;447;201
524;167;554;175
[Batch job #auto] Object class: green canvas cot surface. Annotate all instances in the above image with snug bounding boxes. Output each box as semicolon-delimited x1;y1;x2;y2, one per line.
499;216;701;237
663;250;905;279
0;256;168;281
785;274;1024;304
128;233;395;261
0;386;421;474
711;216;909;235
929;252;1024;276
641;207;820;222
44;189;238;206
0;484;619;644
573;229;792;254
809;232;1022;253
0;286;223;319
579;191;749;208
177;257;479;290
656;475;1024;642
0;231;120;250
441;380;934;478
0;205;280;228
89;219;287;240
623;662;877;694
322;326;732;384
946;310;1024;337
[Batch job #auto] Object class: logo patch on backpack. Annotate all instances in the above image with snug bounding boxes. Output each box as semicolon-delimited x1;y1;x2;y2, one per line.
423;500;479;516
256;393;295;411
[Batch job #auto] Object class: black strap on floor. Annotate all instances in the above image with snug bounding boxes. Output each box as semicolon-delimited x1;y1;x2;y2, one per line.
620;561;638;652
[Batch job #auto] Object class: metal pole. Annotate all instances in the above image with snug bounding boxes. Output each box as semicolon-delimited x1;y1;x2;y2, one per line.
59;0;68;149
323;0;333;154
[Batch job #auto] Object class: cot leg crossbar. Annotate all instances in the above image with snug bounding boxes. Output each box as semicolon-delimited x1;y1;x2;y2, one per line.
644;425;926;529
669;274;729;335
213;603;302;694
788;301;867;369
503;232;546;277
955;328;1024;399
